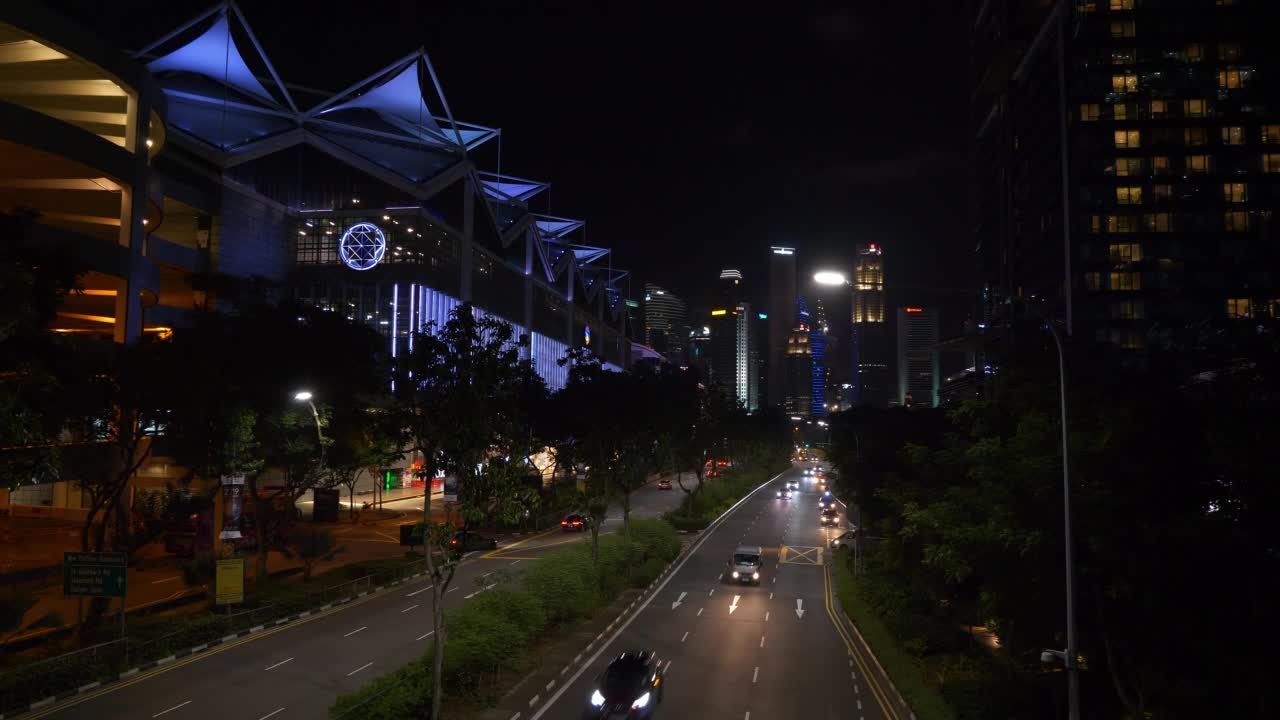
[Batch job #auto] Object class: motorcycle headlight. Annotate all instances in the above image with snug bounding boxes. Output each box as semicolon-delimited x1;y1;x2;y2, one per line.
632;692;651;710
731;570;739;579
590;689;606;707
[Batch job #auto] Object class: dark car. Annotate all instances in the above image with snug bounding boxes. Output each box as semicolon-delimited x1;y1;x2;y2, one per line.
561;514;591;532
449;530;497;553
657;479;672;490
585;651;664;718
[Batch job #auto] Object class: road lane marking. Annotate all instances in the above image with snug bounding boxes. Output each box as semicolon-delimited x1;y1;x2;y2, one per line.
263;657;294;671
347;662;373;677
152;701;190;717
344;626;367;637
417;630;435;641
753;666;759;684
256;708;285;720
402;604;419;613
406;585;433;597
681;631;689;642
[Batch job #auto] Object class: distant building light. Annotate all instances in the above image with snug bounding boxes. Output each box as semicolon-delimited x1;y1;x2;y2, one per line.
905;307;924;313
711;309;728;316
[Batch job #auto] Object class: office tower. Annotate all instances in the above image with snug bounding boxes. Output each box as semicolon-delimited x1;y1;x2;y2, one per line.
784;327;812;417
897;306;940;407
851;243;890;406
972;0;1280;352
767;246;797;407
643;283;686;356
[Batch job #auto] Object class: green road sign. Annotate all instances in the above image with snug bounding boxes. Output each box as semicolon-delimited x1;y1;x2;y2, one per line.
63;552;127;598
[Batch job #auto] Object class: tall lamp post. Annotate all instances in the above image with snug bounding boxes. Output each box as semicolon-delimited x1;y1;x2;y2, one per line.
1009;301;1079;720
293;390;325;467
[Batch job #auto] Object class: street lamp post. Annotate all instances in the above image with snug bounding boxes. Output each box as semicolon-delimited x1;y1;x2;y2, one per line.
293;390;325;467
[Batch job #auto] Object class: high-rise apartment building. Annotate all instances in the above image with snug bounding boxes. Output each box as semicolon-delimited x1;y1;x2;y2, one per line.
643;283;686;358
767;247;797;407
897;306;940;407
973;0;1280;351
851;243;891;406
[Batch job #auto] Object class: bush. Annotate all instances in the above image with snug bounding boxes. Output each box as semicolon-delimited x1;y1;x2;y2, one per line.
329;658;431;719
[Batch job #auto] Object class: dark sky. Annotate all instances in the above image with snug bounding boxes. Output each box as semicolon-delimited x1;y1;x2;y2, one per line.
53;0;971;319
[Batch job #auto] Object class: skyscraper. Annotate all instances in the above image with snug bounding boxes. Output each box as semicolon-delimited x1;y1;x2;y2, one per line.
973;0;1280;351
767;247;797;408
851;243;890;407
897;306;939;407
643;283;686;358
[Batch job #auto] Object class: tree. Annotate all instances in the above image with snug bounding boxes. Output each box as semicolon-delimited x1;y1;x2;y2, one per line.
284;525;346;580
389;305;541;720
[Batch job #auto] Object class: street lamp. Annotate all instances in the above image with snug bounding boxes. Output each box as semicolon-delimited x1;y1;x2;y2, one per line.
293;390;325;465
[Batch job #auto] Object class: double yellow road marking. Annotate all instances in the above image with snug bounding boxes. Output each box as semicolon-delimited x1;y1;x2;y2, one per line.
823;565;901;720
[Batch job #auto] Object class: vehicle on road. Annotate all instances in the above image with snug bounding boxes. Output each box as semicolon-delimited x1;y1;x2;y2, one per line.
820;507;840;526
561;514;591;532
818;492;837;510
449;530;497;553
585;651;664;718
656;478;672;490
775;488;792;499
830;528;859;549
727;544;764;585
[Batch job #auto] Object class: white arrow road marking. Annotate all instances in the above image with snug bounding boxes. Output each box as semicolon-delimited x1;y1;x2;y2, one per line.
671;591;687;610
795;599;805;619
729;595;741;614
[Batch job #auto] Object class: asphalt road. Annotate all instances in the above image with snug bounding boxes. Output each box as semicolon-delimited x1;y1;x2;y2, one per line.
31;480;684;720
533;464;904;720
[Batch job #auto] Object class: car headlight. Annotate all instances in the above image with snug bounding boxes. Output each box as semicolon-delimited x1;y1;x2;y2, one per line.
590;689;606;707
752;571;760;580
632;692;651;710
731;570;739;579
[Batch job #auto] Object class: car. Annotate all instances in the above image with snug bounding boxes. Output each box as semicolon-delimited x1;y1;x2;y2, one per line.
585;651;664;718
449;530;497;553
820;507;840;526
775;488;792;499
561;514;591;532
830;528;859;549
727;544;764;585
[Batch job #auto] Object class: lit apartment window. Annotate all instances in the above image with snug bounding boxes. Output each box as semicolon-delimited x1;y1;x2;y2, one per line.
1111;48;1136;65
1183;98;1207;117
1084;272;1103;290
1110;271;1143;290
1151;156;1170;174
1080;103;1101;122
1106;214;1137;233
1265;154;1280;172
1153;184;1172;200
1111;20;1136;38
1225;298;1252;319
1224;210;1250;231
1109;242;1143;262
1223;182;1248;202
1222;126;1245;145
1116;186;1143;204
1111;299;1145;319
1263;125;1280;143
1109;0;1134;8
1218;43;1241;62
1114;158;1143;176
1143;213;1173;232
1186;154;1210;173
1112;73;1138;92
1219;68;1247;89
1186;43;1203;62
1184;127;1207;146
1115;129;1141;148
1149;99;1168;118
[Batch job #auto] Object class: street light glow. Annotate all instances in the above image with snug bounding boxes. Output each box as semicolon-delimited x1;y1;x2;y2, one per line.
293;391;313;401
813;270;847;286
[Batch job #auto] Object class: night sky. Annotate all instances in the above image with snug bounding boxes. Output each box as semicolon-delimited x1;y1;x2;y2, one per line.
52;0;971;323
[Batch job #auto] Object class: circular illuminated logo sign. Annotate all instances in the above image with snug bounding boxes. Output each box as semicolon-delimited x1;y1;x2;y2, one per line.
338;222;387;271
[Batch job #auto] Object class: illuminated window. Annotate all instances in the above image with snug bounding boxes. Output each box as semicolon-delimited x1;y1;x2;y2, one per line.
1113;158;1142;176
1112;73;1139;92
1115;130;1141;148
1111;20;1136;38
1112;299;1145;319
1186;154;1210;173
1080;103;1101;122
1153;184;1172;201
1186;43;1203;62
1225;298;1252;319
1218;43;1241;62
1223;182;1248;202
1219;68;1246;89
1106;214;1137;233
1084;272;1102;290
1184;127;1207;146
1183;99;1207;117
1110;242;1142;262
1222;126;1245;145
1224;210;1250;231
1110;272;1143;291
1116;186;1143;204
1143;213;1173;232
1263;125;1280;143
1149;99;1168;118
1151;156;1170;175
1109;0;1134;8
1111;48;1136;65
1264;154;1280;172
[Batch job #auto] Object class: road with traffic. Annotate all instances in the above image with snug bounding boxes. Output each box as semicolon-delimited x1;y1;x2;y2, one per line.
30;480;683;720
